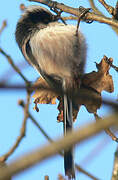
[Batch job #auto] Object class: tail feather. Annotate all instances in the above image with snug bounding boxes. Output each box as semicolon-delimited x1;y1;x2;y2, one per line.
63;94;75;179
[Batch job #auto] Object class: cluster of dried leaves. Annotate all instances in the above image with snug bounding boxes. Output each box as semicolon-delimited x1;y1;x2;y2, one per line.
33;56;113;119
33;55;118;142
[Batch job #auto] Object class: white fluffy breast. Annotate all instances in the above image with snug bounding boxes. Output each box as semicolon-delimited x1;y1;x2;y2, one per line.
30;23;86;79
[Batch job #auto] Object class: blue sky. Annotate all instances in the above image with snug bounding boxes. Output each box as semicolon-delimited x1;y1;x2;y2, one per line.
0;0;118;180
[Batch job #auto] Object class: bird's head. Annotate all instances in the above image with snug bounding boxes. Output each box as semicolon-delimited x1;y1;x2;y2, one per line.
15;6;57;48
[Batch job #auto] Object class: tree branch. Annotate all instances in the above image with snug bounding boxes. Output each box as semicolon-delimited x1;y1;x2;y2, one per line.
0;113;117;180
28;0;118;28
0;82;118;112
98;0;114;16
0;20;7;36
0;47;30;85
89;0;103;15
0;91;31;162
44;175;49;180
94;113;118;142
89;0;118;34
112;146;118;180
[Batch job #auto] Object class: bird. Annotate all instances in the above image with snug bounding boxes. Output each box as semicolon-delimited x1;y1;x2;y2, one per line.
15;5;87;179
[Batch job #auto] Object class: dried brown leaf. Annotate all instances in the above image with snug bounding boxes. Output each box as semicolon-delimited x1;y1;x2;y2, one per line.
73;87;102;114
33;56;114;122
82;55;114;93
33;78;57;104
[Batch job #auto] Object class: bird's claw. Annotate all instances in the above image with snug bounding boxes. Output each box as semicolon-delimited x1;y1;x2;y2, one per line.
50;3;66;24
79;6;93;23
50;2;62;16
76;6;93;36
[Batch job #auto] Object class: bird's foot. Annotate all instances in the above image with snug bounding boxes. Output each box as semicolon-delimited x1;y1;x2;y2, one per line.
76;6;93;36
50;3;67;24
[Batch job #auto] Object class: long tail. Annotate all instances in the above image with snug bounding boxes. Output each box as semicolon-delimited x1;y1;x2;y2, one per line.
63;93;75;179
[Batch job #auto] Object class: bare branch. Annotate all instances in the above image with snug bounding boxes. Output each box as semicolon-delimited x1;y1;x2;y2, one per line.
58;174;66;180
28;0;118;28
0;91;31;162
0;47;29;85
75;165;99;180
44;175;49;180
89;0;118;34
112;146;118;180
18;100;53;142
62;16;77;21
80;136;109;166
0;20;7;36
114;2;118;20
98;0;114;16
0;81;118;113
0;162;12;180
0;62;28;84
94;113;118;142
105;57;118;72
0;113;117;180
89;0;102;15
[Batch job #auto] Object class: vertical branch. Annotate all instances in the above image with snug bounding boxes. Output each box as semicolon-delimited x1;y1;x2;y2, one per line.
0;20;7;35
0;91;31;162
58;174;66;180
112;146;118;180
114;1;118;20
44;175;49;180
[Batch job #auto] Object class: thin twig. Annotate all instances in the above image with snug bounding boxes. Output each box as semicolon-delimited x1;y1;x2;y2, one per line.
18;100;53;143
62;16;77;21
44;175;49;180
0;92;31;162
0;47;29;85
1;82;118;109
94;113;118;142
89;0;102;15
28;0;118;28
0;113;117;180
58;174;66;180
98;0;114;15
0;20;7;36
0;83;58;93
105;57;118;72
114;1;118;20
0;62;28;84
75;165;99;180
112;146;118;180
89;0;118;34
80;136;109;166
